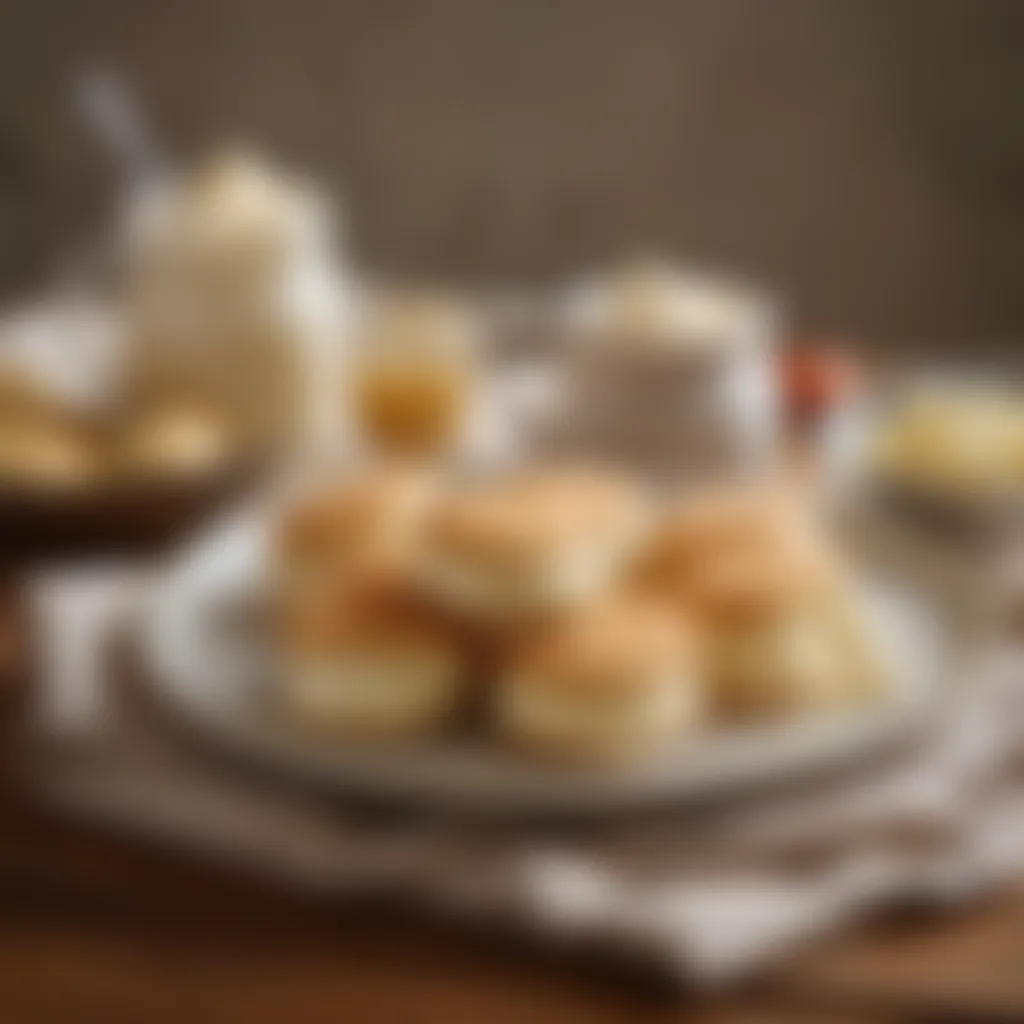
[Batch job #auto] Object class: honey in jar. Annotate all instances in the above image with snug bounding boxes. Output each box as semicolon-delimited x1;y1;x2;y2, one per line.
352;292;477;457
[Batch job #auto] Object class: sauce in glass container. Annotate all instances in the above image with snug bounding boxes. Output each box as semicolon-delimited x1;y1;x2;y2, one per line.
352;292;477;457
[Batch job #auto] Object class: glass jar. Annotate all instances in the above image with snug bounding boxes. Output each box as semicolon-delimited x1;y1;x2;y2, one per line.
351;292;477;458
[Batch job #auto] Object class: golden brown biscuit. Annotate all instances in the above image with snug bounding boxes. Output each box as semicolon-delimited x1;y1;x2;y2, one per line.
277;566;467;740
709;603;849;718
694;552;886;720
707;583;889;720
496;595;703;762
422;466;648;623
685;540;840;627
275;464;439;592
633;484;880;720
501;465;648;538
634;484;838;619
635;484;804;586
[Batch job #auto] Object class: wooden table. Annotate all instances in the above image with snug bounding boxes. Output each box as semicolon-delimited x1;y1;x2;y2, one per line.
1;586;1023;1024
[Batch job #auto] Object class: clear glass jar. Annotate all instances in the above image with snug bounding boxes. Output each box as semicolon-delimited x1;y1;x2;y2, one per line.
351;291;477;458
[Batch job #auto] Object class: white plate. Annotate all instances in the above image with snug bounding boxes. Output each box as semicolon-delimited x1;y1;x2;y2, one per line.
141;503;944;816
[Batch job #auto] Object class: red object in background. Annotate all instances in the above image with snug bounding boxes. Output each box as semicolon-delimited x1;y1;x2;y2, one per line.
780;341;863;425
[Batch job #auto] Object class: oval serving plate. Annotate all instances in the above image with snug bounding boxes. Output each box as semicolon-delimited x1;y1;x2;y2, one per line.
140;501;944;816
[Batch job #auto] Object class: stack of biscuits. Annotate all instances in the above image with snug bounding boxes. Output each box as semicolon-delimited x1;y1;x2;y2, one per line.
273;463;889;764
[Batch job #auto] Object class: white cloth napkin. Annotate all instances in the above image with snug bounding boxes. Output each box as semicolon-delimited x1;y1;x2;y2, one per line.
21;568;1024;988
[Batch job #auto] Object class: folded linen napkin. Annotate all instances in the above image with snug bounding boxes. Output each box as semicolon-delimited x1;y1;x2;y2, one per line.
20;568;1024;987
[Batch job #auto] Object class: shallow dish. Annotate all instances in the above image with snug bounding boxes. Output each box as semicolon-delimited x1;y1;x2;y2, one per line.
0;464;264;562
140;501;943;816
823;396;1024;543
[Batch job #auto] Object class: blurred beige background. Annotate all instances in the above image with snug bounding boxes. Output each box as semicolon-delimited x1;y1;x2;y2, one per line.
0;0;1022;340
